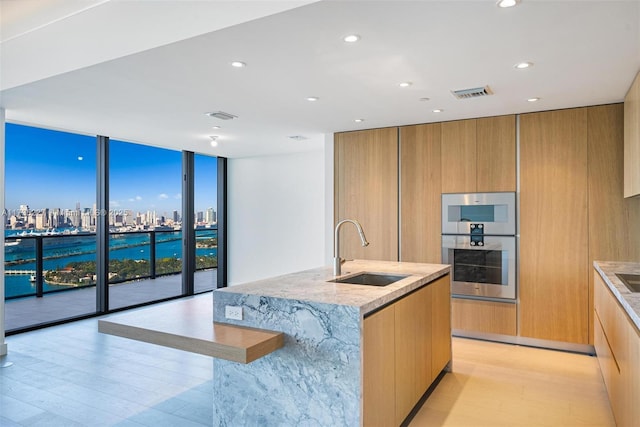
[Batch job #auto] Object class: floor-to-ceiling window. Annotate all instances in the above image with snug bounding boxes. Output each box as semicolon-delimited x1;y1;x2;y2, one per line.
4;124;225;333
194;153;218;293
108;139;183;310
4;124;97;329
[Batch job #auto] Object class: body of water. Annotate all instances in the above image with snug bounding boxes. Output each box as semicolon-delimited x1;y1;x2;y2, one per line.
4;230;217;298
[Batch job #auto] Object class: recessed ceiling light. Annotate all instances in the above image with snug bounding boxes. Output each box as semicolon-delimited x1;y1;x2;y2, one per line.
231;61;246;68
432;109;443;113
306;97;319;102
354;118;364;123
399;82;412;88
497;0;520;8
212;126;221;129
419;97;430;102
514;61;533;69
209;136;219;147
343;34;360;43
527;97;540;102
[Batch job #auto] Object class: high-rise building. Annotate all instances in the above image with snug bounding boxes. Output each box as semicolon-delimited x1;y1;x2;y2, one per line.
205;207;216;224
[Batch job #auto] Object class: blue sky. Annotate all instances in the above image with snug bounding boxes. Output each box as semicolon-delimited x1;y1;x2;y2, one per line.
5;123;217;215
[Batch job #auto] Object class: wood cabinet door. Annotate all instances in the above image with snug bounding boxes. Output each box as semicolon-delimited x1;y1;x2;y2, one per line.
441;119;476;193
394;291;419;425
335;128;399;261
476;115;516;192
520;108;589;344
363;305;396;427
400;124;442;263
431;274;451;379
624;70;640;198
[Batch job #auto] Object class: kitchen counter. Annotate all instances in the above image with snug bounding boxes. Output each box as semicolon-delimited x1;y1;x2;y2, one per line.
594;261;640;330
215;259;450;315
212;260;450;426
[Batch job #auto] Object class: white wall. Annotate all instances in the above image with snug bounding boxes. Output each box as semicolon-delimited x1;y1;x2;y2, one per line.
1;108;7;356
227;149;326;285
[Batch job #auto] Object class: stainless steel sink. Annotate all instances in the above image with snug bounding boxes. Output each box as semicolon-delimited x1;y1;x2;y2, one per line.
616;273;640;292
329;272;409;287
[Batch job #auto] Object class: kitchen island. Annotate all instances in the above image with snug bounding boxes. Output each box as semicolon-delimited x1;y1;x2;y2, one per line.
212;260;451;426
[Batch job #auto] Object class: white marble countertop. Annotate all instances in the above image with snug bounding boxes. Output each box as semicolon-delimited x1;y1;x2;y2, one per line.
594;261;640;331
217;260;450;315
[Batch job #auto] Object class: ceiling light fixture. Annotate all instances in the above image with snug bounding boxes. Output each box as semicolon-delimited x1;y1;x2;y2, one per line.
306;97;319;102
289;135;308;141
343;34;360;43
514;61;533;69
497;0;520;8
231;61;246;68
419;97;430;102
354;118;364;123
212;126;221;129
432;109;443;113
209;136;219;147
527;97;540;102
399;82;412;88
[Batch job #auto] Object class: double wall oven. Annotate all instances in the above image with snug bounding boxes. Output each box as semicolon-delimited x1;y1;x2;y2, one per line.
441;192;517;300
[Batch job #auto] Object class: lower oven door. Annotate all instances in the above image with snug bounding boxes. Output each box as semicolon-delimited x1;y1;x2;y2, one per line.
441;235;516;299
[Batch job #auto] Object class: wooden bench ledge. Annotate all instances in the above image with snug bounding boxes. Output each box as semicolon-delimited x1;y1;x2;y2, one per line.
98;297;283;364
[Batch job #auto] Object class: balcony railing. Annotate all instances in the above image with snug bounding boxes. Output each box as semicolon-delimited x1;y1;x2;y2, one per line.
4;228;217;300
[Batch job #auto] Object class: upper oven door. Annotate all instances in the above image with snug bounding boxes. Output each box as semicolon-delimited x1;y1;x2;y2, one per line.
442;192;516;235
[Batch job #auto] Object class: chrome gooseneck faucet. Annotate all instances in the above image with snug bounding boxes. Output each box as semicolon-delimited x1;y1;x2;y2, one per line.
334;219;369;276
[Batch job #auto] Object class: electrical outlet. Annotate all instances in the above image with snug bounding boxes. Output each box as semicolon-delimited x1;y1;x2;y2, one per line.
225;305;243;320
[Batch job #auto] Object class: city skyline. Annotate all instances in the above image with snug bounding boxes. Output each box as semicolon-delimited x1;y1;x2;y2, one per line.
5;123;217;214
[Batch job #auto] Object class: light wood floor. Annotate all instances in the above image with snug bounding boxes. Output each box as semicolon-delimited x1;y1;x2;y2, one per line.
410;338;615;426
1;294;614;426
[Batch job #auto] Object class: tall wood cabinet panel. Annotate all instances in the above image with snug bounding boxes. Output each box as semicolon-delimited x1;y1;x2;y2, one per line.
441;119;476;193
335;128;398;261
520;108;589;344
624;70;640;198
476;115;516;192
400;123;442;263
587;104;640;343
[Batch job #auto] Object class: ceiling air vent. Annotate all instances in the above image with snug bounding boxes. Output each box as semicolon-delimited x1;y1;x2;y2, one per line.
451;86;493;100
288;135;308;141
205;111;237;120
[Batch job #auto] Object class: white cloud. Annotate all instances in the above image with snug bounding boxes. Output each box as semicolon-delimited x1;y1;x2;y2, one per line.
158;193;169;200
135;196;142;201
128;198;135;202
110;200;120;207
174;193;182;199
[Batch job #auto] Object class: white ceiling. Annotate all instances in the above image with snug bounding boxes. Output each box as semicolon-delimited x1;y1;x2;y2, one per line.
1;0;639;158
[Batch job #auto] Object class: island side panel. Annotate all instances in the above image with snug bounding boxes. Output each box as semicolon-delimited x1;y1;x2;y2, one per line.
213;292;362;426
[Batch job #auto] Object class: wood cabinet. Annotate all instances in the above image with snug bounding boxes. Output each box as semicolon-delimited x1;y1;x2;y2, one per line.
624;70;640;198
400;123;442;263
394;284;432;424
441;115;516;193
430;275;452;377
452;298;517;336
441;119;476;193
335;128;398;261
520;108;589;344
594;271;640;427
363;303;396;427
363;275;451;426
587;104;640;343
